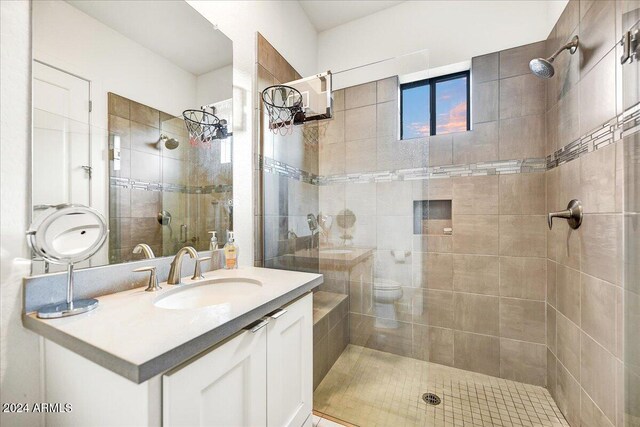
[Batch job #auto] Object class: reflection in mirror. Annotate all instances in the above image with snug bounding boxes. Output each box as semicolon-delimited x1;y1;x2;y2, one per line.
31;0;233;274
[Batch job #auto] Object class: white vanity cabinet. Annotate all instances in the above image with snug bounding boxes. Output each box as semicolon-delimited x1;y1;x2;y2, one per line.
41;293;313;427
163;293;313;427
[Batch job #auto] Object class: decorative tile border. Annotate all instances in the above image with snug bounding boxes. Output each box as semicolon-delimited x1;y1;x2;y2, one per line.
261;155;547;185
260;102;640;184
547;101;640;169
110;177;232;194
260;156;320;185
317;158;548;185
260;155;548;185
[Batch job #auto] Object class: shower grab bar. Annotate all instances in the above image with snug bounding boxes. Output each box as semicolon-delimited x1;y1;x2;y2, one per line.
548;199;583;230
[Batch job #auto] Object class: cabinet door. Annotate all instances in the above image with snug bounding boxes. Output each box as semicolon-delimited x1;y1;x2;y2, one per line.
267;293;313;427
163;324;267;427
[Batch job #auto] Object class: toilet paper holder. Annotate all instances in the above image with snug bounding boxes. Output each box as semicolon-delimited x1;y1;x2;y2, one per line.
390;250;411;263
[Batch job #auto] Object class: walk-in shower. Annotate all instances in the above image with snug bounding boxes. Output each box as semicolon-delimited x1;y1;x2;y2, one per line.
258;0;640;423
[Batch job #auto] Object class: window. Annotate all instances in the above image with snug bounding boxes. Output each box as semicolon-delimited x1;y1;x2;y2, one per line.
400;71;469;139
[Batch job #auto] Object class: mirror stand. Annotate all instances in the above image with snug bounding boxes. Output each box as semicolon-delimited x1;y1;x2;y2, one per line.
27;204;108;319
37;263;99;319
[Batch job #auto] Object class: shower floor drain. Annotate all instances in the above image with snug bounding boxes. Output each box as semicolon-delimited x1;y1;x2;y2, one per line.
422;393;441;406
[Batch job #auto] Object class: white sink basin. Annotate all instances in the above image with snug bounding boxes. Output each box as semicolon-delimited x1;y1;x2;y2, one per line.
320;249;353;255
154;278;262;310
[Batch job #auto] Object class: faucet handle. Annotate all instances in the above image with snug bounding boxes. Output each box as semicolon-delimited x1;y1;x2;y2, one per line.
134;266;161;292
192;256;211;280
548;199;583;230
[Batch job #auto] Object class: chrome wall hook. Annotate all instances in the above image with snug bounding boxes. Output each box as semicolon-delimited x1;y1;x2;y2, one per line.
548;199;583;230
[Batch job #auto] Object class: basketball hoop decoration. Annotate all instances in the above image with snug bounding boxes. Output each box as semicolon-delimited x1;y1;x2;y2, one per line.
261;85;305;135
182;106;221;147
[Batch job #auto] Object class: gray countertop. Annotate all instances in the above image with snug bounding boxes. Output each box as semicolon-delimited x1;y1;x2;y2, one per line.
23;267;323;383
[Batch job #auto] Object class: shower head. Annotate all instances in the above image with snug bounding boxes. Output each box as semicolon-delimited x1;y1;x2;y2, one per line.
529;58;555;79
159;134;180;150
529;35;579;79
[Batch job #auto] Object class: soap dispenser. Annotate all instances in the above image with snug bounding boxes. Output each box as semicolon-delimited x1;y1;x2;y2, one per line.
208;231;218;250
224;230;238;269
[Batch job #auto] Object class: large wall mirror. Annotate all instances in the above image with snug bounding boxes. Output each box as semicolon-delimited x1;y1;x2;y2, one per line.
31;0;233;273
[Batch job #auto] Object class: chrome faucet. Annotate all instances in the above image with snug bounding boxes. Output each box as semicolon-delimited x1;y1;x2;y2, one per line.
132;243;155;259
167;246;198;285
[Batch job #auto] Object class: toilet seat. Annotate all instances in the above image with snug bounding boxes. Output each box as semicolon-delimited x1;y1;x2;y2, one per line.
373;278;401;291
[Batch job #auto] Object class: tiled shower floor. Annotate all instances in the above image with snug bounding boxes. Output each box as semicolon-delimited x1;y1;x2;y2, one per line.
314;345;569;427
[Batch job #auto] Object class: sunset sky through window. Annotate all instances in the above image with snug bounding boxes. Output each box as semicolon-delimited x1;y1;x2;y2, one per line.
401;74;468;139
402;82;430;139
435;76;467;134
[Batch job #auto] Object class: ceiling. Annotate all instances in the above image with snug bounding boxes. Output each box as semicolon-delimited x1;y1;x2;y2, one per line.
298;1;404;32
67;1;232;76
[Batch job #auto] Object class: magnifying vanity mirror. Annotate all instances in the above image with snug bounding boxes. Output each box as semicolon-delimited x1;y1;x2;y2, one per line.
27;204;108;317
30;0;233;275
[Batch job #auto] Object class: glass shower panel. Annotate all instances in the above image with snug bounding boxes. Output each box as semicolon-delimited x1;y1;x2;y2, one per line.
160;114;193;257
311;50;432;426
622;3;640;425
262;120;320;273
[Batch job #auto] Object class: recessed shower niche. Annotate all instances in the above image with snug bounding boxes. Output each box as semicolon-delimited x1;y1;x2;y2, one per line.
413;199;452;235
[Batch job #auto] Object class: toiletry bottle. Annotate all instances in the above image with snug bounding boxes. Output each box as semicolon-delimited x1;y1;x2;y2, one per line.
208;231;218;250
224;231;238;269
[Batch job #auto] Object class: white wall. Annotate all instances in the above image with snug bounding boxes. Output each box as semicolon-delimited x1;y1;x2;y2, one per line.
546;0;570;36
34;0;198;121
196;64;234;107
318;0;568;78
0;2;42;426
188;0;318;266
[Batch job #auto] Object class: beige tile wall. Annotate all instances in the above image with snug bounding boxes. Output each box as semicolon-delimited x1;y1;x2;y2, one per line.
415;172;548;384
543;1;634;426
319;63;550;385
623;75;640;427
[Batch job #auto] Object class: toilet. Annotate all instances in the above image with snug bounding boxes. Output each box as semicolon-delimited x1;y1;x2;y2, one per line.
373;278;403;328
